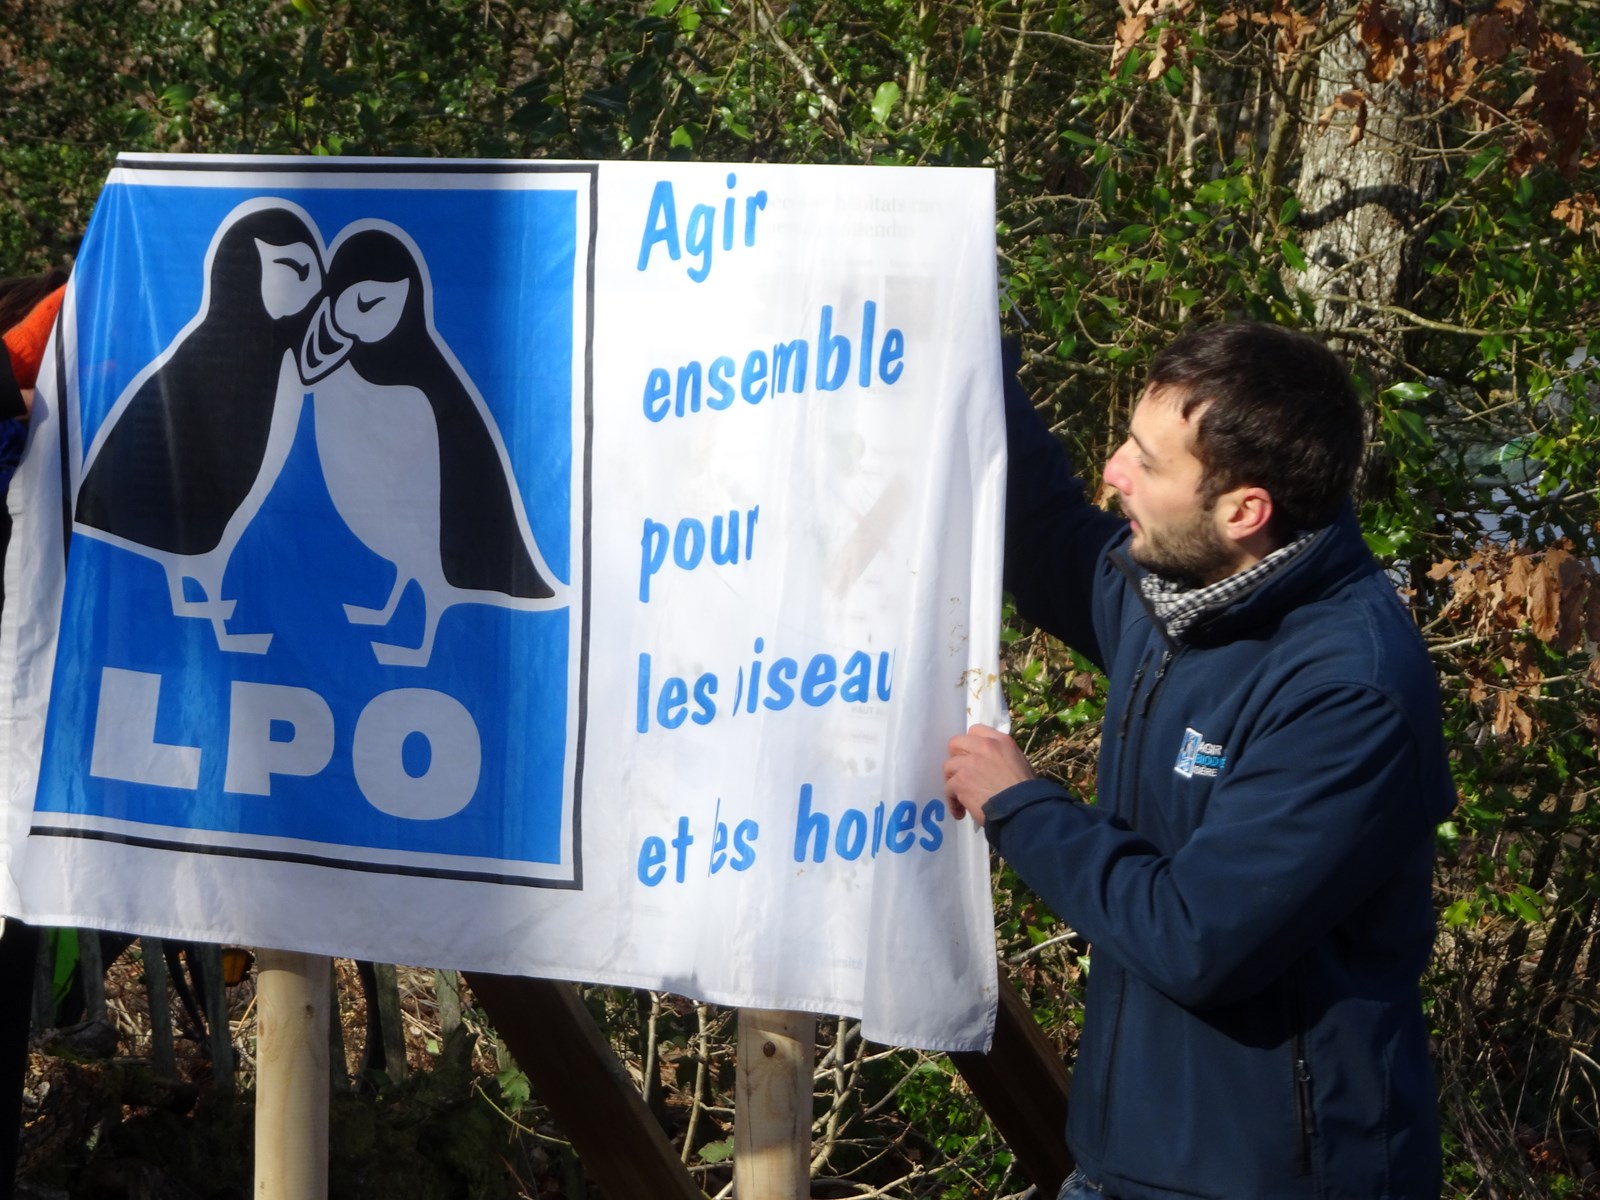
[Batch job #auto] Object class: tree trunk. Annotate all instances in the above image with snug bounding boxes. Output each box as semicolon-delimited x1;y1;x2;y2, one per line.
1294;0;1449;366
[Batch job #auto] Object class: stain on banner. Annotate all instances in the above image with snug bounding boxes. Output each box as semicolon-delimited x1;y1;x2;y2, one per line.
30;162;594;885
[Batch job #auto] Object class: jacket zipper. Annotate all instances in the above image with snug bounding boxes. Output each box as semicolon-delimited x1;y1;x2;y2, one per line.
1125;647;1174;827
1293;1035;1314;1174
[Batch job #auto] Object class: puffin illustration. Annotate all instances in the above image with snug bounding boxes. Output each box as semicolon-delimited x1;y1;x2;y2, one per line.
301;222;562;668
74;199;325;654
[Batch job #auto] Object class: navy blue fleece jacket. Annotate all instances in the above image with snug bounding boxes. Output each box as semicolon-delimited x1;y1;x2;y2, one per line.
990;362;1455;1199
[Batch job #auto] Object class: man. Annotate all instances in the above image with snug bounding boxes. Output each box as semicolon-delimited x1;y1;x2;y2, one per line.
945;322;1454;1199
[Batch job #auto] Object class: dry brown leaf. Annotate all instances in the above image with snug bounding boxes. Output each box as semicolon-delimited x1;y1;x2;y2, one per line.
1112;14;1148;72
1359;1;1407;83
1427;559;1458;581
1317;88;1367;136
1349;100;1370;146
1147;27;1183;80
1555;558;1589;654
1493;691;1536;743
1467;11;1513;66
1526;557;1560;642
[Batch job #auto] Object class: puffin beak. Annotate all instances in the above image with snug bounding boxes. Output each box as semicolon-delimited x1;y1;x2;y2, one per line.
299;294;352;384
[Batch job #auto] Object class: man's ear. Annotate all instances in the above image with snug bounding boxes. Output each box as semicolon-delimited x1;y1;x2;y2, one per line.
1216;485;1274;547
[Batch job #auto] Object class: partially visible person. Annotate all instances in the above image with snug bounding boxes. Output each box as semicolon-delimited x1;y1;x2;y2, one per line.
0;267;67;1200
945;322;1455;1199
0;270;67;419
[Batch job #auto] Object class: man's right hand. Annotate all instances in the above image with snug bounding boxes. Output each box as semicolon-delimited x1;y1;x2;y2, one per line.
943;724;1036;828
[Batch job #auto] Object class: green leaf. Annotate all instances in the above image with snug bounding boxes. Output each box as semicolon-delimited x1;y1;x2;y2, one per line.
670;124;694;149
1280;240;1306;272
497;1066;532;1111
1504;889;1542;923
872;81;902;125
698;1137;736;1165
1383;381;1433;402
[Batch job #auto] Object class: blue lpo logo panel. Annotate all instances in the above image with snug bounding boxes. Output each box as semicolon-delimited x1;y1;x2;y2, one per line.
34;163;592;887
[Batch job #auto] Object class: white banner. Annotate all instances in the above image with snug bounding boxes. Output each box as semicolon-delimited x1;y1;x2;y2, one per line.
0;156;1005;1050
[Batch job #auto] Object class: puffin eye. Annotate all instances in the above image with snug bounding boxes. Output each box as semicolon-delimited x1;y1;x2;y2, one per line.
334;277;410;343
255;239;321;318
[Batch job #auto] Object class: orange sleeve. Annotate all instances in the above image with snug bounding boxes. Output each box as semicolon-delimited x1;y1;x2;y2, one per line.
3;283;66;390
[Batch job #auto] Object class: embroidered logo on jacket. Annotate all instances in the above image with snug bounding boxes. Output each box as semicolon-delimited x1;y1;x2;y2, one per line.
1174;727;1227;778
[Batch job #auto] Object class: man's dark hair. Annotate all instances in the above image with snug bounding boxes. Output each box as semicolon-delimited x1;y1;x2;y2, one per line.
1147;321;1364;543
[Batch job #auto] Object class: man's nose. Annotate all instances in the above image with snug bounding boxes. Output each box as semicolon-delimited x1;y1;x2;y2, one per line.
1102;446;1131;495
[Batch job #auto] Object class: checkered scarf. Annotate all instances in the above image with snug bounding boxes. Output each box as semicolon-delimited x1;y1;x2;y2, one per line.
1138;529;1321;641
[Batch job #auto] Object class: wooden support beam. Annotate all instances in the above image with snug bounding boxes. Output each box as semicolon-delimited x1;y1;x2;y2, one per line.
370;962;407;1084
734;1009;815;1200
465;973;705;1200
948;976;1074;1196
196;944;234;1093
141;937;176;1078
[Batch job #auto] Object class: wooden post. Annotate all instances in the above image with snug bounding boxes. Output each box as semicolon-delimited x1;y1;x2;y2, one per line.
77;928;106;1023
356;960;407;1085
734;1009;814;1200
255;950;331;1200
433;969;464;1065
142;937;177;1077
197;943;234;1092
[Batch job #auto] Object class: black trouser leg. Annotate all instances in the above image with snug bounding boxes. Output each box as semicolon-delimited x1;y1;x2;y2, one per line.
0;920;41;1199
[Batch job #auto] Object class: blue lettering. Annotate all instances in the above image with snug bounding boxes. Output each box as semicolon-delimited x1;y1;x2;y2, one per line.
794;782;828;863
817;305;849;391
840;651;871;703
887;800;917;852
673;518;705;570
657;675;689;730
731;819;759;870
691;673;717;725
745;189;767;245
763;657;797;710
880;328;905;384
643;367;671;422
772;340;808;393
835;809;867;861
670;816;693;883
919;799;945;851
686;203;715;282
637;835;668;886
637;181;681;272
639;520;668;602
742;349;768;403
707;356;736;409
675;361;702;416
856;300;877;387
636;654;652;733
801;654;837;706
